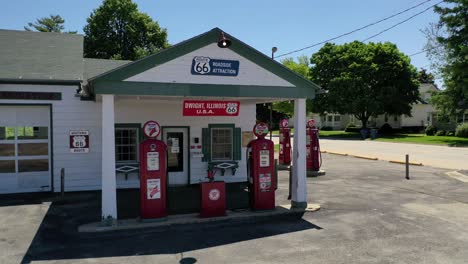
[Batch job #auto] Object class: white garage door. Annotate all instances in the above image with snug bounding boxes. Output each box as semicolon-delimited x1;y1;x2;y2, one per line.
0;105;51;194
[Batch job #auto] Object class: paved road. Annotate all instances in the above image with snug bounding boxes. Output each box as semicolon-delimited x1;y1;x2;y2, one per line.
320;139;468;170
2;154;468;263
272;136;468;170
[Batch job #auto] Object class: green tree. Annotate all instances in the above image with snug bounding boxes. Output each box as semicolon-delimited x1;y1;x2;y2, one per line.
427;0;468;118
24;14;76;33
83;0;168;60
310;41;420;128
273;56;313;117
418;68;435;84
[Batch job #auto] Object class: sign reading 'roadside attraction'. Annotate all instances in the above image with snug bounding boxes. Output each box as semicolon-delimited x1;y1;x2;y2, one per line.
183;100;240;116
191;56;239;77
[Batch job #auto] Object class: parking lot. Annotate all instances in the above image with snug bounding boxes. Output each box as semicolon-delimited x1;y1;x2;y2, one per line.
1;153;468;264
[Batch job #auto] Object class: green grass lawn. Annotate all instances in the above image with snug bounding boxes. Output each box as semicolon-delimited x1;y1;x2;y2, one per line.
272;129;468;147
316;130;468;147
271;128;294;135
374;134;468;147
319;130;468;147
318;130;361;139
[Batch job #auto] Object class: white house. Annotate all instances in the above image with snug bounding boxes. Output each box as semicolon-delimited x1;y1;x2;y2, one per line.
310;83;440;130
0;28;319;219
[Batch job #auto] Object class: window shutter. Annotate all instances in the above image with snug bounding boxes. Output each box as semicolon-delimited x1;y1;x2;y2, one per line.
233;127;242;160
202;128;211;162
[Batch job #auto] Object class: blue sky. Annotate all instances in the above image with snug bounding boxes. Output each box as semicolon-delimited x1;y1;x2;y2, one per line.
1;0;440;77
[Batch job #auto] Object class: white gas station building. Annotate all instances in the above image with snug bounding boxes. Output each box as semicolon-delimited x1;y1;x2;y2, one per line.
0;28;319;220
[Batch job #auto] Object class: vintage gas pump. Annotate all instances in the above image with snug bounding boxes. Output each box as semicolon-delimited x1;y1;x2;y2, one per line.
306;119;322;173
279;118;291;168
139;120;167;220
247;122;276;210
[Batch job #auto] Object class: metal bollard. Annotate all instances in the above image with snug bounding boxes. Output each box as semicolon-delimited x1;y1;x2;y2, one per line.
405;154;410;180
288;166;292;200
61;168;65;197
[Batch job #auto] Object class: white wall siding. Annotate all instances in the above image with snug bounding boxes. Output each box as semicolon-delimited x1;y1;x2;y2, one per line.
401;104;434;127
125;43;294;87
114;98;256;186
0;84;102;192
1;84;258;193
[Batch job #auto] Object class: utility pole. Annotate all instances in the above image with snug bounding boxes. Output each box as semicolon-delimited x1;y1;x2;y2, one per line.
270;47;277;140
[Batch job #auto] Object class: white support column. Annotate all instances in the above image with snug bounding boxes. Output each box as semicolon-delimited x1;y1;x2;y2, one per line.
101;94;117;221
292;98;308;209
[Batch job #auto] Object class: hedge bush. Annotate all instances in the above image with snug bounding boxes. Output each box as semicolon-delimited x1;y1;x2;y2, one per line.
321;126;333;131
379;123;393;134
435;130;446;136
455;123;468;138
344;126;361;133
425;125;437;136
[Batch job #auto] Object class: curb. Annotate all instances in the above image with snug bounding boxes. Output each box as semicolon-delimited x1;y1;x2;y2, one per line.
389;160;423;166
351;155;378;161
323;151;348;156
78;205;316;233
281;203;321;212
323;151;379;161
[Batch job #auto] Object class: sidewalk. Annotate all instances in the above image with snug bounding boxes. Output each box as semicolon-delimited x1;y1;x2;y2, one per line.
320;139;468;170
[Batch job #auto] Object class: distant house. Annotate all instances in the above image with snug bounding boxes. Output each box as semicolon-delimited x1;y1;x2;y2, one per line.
310;83;441;130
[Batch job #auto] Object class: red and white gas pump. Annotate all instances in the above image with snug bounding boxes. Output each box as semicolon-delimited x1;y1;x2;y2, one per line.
306;119;322;172
279;118;291;168
139;120;167;219
247;122;276;210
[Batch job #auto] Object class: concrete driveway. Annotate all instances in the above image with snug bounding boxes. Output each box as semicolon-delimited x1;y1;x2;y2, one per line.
2;154;468;263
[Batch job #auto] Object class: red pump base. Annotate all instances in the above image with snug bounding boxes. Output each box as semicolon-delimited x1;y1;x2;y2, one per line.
200;181;226;218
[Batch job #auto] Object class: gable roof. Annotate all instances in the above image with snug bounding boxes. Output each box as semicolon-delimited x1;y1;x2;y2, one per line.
89;28;319;99
0;29;84;83
84;58;131;80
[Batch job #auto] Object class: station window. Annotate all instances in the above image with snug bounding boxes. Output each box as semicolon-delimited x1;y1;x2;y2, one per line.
202;124;241;162
211;127;233;161
115;125;140;163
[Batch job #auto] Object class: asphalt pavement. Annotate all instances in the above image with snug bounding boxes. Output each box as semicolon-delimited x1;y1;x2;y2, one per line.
1;154;468;263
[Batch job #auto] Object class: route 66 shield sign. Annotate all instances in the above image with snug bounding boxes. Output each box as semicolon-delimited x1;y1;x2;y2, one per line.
192;56;211;75
69;130;89;153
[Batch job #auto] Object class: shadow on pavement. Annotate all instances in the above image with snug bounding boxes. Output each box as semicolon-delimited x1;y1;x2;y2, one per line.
19;191;320;263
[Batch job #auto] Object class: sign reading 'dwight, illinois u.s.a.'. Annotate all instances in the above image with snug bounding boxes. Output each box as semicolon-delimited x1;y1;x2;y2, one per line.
191;56;239;76
183;100;240;116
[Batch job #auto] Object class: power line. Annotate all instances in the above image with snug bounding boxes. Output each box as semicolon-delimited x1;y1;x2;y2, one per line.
408;44;444;57
409;50;428;56
362;1;444;42
275;0;435;58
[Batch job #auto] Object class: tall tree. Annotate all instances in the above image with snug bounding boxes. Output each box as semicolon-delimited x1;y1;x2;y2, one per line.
418;68;435;84
83;0;168;60
310;41;420;128
427;0;468;118
273;56;315;117
24;14;76;33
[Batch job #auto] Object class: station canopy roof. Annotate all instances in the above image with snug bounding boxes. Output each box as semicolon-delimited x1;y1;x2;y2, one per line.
88;28;319;100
